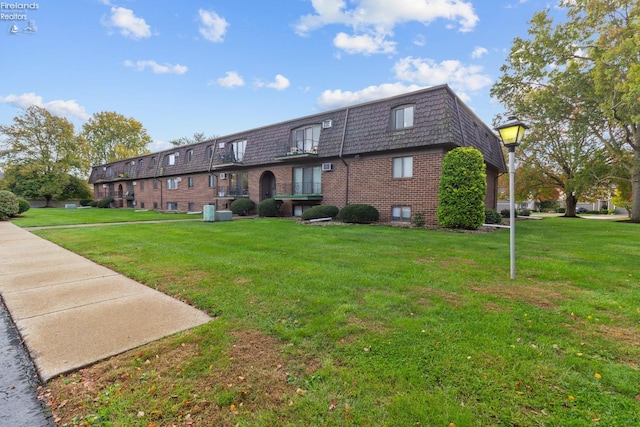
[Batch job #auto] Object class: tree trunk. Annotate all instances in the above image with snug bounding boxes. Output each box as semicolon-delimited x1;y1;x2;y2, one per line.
44;195;52;208
631;152;640;222
564;193;577;217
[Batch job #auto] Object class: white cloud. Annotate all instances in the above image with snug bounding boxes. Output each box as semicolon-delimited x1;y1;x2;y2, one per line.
471;46;488;58
216;71;245;88
393;56;492;100
295;0;479;55
124;60;188;74
104;6;151;39
147;139;173;152
0;92;90;121
333;32;396;55
317;82;423;109
262;74;291;91
198;9;229;43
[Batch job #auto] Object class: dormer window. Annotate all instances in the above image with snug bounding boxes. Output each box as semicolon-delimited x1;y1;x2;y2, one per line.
230;140;246;162
393;105;414;130
293;125;320;153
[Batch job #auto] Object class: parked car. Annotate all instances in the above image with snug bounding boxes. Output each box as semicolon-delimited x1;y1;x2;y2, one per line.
576;207;588;214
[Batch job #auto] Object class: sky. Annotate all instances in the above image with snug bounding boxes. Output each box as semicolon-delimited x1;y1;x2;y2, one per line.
1;0;568;153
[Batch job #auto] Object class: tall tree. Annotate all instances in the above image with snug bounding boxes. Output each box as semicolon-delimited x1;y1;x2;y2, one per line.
491;0;640;221
0;106;86;206
82;111;151;166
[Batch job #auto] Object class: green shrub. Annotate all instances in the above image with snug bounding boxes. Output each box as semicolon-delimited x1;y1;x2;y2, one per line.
518;209;531;217
79;199;93;207
90;201;98;207
557;207;566;213
412;211;426;227
437;147;487;230
500;208;516;218
257;198;280;217
300;205;339;221
0;190;19;219
230;198;255;216
17;198;30;214
484;208;502;225
97;197;113;208
338;204;379;224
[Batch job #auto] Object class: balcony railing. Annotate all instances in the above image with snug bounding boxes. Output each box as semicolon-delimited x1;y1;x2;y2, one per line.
276;182;322;196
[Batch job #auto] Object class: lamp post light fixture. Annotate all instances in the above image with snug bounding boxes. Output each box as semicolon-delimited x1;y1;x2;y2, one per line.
495;116;528;280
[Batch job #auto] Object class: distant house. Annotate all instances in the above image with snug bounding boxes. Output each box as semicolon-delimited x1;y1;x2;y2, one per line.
88;85;506;225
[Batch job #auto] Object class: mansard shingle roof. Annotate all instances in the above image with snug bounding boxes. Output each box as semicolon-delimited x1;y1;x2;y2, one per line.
89;85;505;184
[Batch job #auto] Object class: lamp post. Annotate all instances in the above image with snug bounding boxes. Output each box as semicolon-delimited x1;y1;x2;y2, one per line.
495;116;528;280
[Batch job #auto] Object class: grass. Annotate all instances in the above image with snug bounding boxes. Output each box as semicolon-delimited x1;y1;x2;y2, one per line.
13;207;198;227
10;209;640;426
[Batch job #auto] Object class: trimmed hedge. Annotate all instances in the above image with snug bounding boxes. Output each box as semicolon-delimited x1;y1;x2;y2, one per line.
257;198;280;217
300;205;339;221
338;204;379;224
0;190;19;220
437;147;487;230
230;198;255;216
97;197;113;208
17;198;30;214
79;199;94;207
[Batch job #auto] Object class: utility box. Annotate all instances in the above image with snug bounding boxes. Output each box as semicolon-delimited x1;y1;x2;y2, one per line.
215;210;233;221
65;204;77;209
203;205;216;222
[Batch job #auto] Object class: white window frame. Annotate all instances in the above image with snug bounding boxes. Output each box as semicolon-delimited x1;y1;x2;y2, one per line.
392;156;413;178
393;105;414;130
231;140;247;162
167;178;179;190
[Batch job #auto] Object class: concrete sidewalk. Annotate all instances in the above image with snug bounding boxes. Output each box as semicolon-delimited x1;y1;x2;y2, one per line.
0;221;211;382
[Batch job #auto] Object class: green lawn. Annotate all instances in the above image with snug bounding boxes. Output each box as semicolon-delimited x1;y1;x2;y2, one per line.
11;210;640;426
14;206;198;227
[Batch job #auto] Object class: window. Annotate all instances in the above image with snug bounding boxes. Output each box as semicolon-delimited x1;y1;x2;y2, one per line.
231;140;247;162
393;105;414;130
188;177;194;188
167;178;179;190
392;206;412;222
105;166;113;178
207;145;214;159
187;149;193;162
293;125;320;152
151;157;156;168
167;202;178;211
153;202;158;209
293;166;321;194
166;154;175;166
140;202;145;209
153;180;158;189
188;202;195;212
229;172;248;196
140;181;145;190
392;156;413;178
208;175;216;188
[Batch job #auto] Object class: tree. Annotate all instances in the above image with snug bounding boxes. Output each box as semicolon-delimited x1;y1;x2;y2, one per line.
168;132;214;147
0;106;85;206
82;111;151;166
491;1;640;222
437;147;486;229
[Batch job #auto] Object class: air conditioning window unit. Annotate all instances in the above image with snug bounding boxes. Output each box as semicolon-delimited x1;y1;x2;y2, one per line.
322;119;333;129
321;162;333;171
219;172;227;179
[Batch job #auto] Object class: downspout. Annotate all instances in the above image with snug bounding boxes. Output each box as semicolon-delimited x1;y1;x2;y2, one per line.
154;154;163;210
208;140;218;208
454;96;467;147
338;108;350;206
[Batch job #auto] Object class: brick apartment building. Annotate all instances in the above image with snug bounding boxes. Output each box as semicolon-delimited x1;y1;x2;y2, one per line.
88;85;506;225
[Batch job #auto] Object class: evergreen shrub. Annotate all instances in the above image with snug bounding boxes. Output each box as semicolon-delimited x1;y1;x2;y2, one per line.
230;198;255;216
0;190;19;219
484;208;502;225
300;205;339;220
338;204;379;224
437;147;487;230
257;198;280;217
97;197;113;208
17;198;30;214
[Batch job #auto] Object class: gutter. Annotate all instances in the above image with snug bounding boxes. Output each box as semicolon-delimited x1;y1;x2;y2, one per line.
338;108;350;206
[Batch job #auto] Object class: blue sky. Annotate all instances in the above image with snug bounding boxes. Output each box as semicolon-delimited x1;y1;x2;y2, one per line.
1;0;565;152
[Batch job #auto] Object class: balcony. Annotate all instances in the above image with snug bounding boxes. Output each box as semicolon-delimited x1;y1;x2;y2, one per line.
274;142;318;161
275;182;322;200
